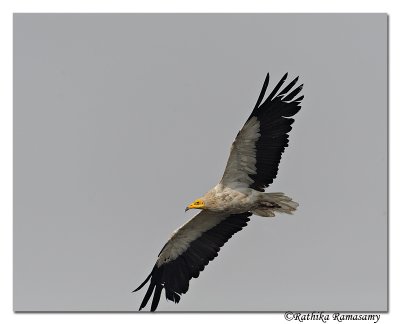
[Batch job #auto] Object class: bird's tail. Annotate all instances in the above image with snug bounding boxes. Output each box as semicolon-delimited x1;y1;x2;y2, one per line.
252;192;298;217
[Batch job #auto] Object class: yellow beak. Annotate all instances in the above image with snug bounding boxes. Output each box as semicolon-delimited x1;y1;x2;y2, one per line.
185;200;205;212
185;203;196;212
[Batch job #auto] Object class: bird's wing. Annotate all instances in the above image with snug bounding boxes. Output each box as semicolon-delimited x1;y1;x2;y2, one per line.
220;73;303;191
134;210;251;311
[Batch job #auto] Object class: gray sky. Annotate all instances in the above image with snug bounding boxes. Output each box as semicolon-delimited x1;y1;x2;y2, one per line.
14;13;387;311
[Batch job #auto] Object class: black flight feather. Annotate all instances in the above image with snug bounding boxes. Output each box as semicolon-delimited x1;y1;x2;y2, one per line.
253;73;269;110
134;212;251;311
265;72;288;102
277;76;299;97
247;74;303;191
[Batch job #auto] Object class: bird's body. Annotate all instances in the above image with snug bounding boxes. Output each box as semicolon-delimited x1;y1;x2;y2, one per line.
134;73;304;311
197;183;297;215
201;184;258;213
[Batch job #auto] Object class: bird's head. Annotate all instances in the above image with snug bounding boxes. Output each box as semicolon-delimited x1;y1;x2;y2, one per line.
185;199;205;212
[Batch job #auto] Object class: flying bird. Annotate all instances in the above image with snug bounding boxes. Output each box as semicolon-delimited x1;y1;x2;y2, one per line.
134;73;303;311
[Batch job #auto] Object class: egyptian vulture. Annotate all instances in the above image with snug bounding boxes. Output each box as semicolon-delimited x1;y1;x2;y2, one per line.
134;73;303;311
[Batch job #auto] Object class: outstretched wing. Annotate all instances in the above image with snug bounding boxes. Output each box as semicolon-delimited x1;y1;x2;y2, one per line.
134;211;251;311
221;73;303;191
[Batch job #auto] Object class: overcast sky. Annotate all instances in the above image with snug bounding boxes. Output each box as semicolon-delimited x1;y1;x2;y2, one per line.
14;13;387;311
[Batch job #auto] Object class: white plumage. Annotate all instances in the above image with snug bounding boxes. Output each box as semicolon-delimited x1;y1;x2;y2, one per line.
134;73;304;311
157;211;231;266
221;116;260;187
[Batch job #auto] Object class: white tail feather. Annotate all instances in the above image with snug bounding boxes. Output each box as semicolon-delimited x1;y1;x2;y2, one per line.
252;192;298;217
